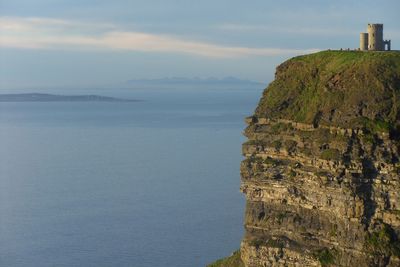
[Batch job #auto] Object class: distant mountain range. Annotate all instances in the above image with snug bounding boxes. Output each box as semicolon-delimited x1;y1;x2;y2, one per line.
124;77;265;88
0;93;138;102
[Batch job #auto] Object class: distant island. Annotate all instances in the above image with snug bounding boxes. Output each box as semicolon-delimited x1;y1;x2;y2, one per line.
0;93;139;102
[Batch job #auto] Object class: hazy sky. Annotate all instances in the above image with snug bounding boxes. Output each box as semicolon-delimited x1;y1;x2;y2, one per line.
0;0;399;89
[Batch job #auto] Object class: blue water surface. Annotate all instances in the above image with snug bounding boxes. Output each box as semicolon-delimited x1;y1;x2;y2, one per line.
0;87;263;267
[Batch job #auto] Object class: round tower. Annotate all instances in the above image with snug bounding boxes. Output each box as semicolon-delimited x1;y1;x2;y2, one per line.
360;33;368;51
367;23;384;50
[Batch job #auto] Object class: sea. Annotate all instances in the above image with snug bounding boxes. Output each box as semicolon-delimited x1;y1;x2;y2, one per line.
0;86;263;267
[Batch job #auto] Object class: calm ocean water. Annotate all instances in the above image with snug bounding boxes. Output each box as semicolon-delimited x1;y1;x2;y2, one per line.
0;87;263;267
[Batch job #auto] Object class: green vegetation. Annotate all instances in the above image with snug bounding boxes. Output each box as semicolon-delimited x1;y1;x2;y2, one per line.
317;171;330;177
364;223;400;257
249;238;265;248
351;117;391;133
302;147;313;156
320;149;341;161
255;50;400;130
266;239;284;248
248;156;263;164
272;140;282;151
298;128;345;145
361;132;376;144
314;129;335;143
291;161;302;168
329;224;338;237
243;139;264;146
263;157;282;166
277;212;288;224
270;122;293;133
313;248;336;266
391;210;400;218
249;238;284;249
284;140;298;152
289;170;297;178
207;250;244;267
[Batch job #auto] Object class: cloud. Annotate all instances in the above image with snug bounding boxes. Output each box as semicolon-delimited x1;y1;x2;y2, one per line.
0;17;116;32
217;24;356;36
0;16;318;58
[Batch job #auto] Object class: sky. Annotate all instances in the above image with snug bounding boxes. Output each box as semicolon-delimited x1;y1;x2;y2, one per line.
0;0;399;89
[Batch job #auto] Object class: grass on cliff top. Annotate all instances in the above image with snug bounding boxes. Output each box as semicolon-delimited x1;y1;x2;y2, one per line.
207;250;244;267
255;50;400;130
291;50;400;69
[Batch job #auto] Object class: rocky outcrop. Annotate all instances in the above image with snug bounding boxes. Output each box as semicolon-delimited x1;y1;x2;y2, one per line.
240;51;400;267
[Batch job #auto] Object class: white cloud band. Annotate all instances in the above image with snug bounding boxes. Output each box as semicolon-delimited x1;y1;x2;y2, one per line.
0;17;318;58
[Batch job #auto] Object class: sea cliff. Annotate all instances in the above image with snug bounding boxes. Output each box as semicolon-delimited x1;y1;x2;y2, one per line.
210;50;400;266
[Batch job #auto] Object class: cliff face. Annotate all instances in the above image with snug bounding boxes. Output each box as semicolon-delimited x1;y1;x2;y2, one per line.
240;51;400;267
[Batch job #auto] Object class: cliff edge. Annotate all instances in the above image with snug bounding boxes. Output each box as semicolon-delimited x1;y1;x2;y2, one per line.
210;50;400;267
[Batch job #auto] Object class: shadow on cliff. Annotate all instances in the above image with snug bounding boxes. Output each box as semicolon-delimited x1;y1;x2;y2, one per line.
343;133;378;228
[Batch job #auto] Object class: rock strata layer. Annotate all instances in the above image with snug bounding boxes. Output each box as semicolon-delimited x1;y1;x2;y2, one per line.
240;51;400;267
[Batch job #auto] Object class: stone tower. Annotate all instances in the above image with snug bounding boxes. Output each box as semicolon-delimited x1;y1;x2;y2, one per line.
359;23;391;51
368;23;384;50
359;32;368;51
